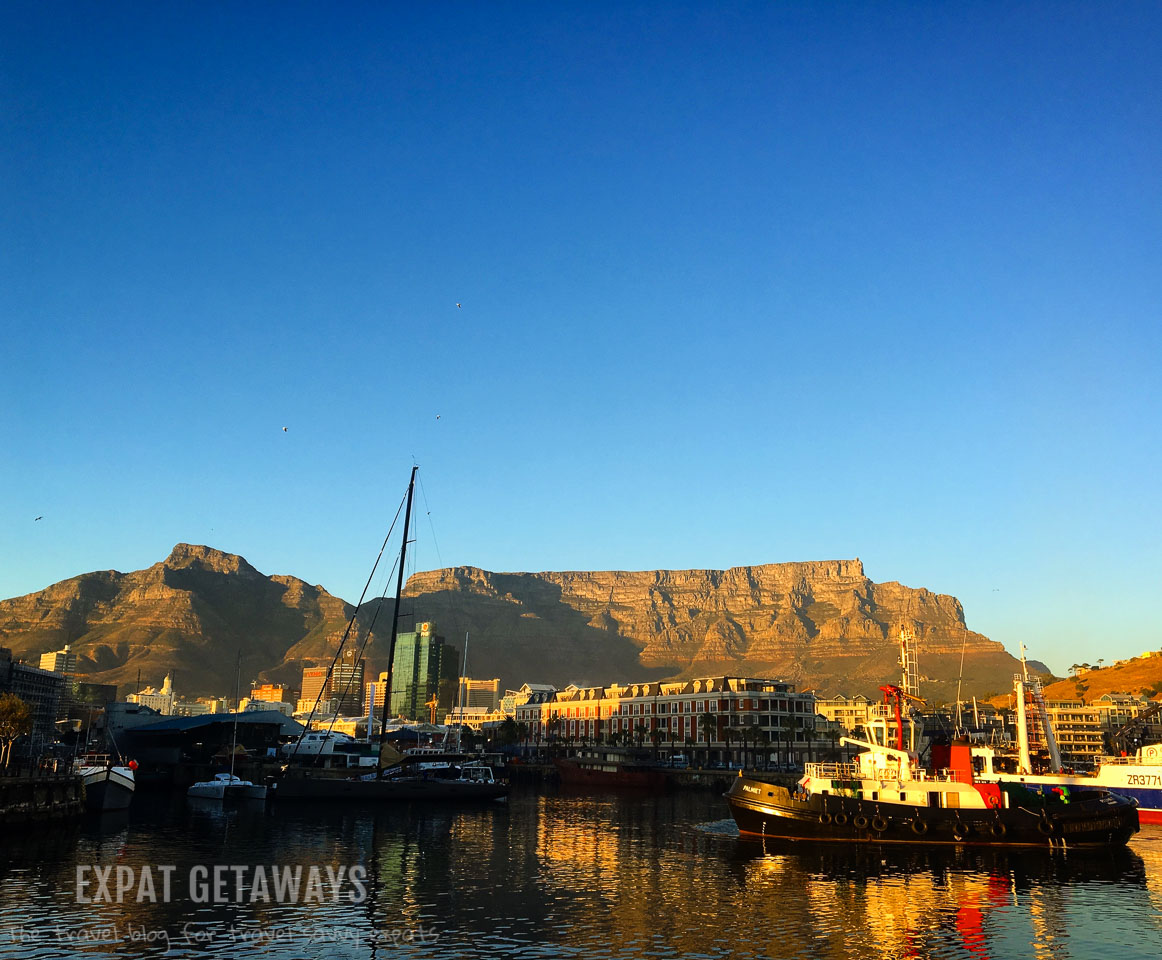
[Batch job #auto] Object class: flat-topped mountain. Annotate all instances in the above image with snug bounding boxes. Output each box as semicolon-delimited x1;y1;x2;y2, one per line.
402;560;1030;700
0;547;1032;700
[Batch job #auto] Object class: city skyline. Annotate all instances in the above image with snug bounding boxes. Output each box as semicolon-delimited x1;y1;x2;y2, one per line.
3;4;1159;676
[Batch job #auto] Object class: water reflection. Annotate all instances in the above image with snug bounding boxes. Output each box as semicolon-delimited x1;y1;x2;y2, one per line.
0;789;1160;959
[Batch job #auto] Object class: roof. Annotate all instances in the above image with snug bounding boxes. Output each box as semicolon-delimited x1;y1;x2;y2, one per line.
131;710;304;737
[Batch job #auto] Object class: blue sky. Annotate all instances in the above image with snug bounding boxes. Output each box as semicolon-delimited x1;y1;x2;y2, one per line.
2;3;1159;674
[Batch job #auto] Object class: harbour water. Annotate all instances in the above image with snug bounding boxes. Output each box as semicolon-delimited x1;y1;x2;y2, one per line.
2;786;1161;959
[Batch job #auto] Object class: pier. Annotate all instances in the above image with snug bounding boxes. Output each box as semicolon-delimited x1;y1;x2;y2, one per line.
0;764;85;825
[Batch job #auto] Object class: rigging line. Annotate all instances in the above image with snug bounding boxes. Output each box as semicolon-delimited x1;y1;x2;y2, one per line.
286;485;408;766
323;551;401;743
415;470;467;656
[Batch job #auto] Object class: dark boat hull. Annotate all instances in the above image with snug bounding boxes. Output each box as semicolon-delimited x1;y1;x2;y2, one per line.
554;758;667;791
80;768;135;812
726;775;1139;848
270;775;507;802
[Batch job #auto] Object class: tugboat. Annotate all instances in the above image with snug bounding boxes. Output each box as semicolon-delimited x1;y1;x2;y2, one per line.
726;680;1139;848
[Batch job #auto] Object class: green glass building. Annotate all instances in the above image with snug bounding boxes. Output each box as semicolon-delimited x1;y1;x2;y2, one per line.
388;621;460;722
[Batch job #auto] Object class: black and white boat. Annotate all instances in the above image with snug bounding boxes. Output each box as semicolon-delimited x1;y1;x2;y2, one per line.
75;755;136;812
726;679;1138;848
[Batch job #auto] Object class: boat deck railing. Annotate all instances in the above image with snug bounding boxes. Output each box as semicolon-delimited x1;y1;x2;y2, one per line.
804;761;974;785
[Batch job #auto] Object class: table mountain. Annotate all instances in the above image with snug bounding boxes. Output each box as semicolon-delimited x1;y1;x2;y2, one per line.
0;546;1031;700
401;560;1031;700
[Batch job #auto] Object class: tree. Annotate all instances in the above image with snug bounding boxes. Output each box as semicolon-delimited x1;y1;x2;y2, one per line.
648;723;664;760
698;712;718;766
0;694;32;768
634;723;648;749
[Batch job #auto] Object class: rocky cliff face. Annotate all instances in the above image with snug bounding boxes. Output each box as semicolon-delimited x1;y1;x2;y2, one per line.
0;548;1026;700
402;560;1025;699
0;544;362;696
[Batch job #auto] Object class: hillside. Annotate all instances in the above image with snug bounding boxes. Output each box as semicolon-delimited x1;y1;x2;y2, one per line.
1039;655;1162;702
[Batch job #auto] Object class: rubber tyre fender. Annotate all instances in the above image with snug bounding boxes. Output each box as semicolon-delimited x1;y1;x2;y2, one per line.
910;818;929;836
1037;818;1055;836
819;812;833;825
834;812;849;826
871;815;888;833
952;821;969;842
990;821;1006;839
853;814;870;830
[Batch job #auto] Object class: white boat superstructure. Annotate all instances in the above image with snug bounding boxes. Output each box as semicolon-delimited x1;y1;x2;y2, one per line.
187;772;267;801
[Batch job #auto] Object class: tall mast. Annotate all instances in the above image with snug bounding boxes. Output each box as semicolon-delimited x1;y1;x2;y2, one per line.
382;465;418;730
455;630;470;752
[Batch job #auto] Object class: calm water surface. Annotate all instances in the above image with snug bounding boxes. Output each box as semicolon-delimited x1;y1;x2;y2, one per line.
2;786;1161;959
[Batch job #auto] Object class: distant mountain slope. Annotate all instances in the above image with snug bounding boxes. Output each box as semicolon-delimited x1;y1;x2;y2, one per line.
0;544;365;695
1038;655;1162;702
0;547;1030;700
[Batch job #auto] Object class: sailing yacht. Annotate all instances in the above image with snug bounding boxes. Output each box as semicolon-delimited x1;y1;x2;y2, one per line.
270;466;508;803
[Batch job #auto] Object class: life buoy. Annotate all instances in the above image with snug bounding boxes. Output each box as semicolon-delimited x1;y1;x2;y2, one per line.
871;815;888;833
990;821;1007;839
911;818;929;836
853;814;870;830
1037;818;1055;836
834;812;849;826
819;812;833;825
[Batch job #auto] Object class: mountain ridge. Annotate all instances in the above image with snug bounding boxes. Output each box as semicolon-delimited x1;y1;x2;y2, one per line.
1;545;1034;701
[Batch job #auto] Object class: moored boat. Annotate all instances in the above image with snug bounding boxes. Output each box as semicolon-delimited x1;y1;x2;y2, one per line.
75;755;136;812
726;683;1139;848
187;772;267;801
554;748;667;791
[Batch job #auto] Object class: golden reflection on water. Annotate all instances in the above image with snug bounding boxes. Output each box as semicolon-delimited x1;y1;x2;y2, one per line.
0;792;1160;959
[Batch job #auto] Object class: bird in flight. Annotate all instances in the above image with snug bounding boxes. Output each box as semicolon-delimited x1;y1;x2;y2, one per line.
282;427;288;432
456;303;461;309
34;516;43;521
435;414;441;420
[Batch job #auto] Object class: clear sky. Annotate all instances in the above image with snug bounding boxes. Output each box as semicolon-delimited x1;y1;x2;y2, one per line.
2;3;1159;675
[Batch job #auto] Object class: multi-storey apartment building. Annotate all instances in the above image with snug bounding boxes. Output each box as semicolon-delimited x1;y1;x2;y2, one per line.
515;676;819;765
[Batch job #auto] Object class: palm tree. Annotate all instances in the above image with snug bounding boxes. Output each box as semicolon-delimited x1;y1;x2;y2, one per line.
648;723;664;760
634;723;648;749
699;712;718;766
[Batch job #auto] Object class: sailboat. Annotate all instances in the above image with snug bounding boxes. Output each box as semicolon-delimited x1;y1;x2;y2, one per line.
269;466;507;803
187;651;267;801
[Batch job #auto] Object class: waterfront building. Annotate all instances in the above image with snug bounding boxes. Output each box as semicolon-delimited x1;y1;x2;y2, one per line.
813;693;876;732
0;646;65;756
501;683;558;717
1040;700;1107;768
128;674;176;715
458;677;501;711
241;698;294;717
365;672;389;712
389;622;459;722
295;696;339;716
516;676;820;766
249;683;288;703
444;704;510;730
38;645;77;676
331;648;366;716
172;700;213;717
300;666;330;705
299;651;365;716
